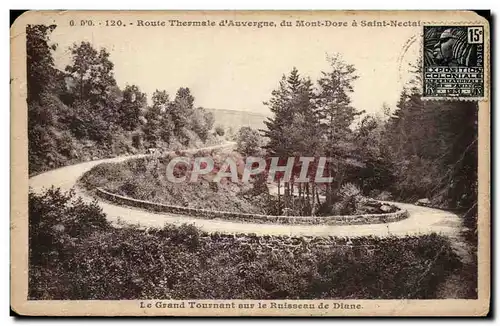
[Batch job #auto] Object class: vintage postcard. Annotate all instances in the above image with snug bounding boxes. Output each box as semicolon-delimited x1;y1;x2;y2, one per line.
10;10;490;316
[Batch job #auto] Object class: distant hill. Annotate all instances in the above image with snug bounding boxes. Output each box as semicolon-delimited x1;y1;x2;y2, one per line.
206;108;269;132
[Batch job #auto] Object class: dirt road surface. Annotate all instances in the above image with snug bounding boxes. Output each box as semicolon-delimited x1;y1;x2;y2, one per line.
29;143;462;237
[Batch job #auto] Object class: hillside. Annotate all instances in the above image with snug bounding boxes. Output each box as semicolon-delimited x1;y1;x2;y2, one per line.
206;108;269;131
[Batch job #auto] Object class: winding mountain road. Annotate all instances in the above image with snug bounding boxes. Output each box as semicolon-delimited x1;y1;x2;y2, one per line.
29;144;463;237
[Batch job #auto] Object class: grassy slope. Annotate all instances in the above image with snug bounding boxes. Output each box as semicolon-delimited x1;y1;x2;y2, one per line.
79;149;270;214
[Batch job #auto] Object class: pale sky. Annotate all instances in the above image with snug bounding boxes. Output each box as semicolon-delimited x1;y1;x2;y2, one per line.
50;20;420;116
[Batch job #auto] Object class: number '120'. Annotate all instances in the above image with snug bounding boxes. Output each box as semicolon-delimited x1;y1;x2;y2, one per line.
106;20;124;26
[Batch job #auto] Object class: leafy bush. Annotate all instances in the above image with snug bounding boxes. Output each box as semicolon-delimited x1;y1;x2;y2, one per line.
29;187;109;272
214;125;225;136
236;126;262;156
339;182;362;198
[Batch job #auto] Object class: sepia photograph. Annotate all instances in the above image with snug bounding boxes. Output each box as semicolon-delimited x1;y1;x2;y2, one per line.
10;10;490;316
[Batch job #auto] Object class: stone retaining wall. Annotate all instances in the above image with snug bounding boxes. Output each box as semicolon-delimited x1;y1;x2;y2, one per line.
195;232;381;251
96;187;409;225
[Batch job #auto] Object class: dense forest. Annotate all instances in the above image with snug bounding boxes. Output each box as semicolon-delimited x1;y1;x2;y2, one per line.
27;24;217;175
259;56;477;226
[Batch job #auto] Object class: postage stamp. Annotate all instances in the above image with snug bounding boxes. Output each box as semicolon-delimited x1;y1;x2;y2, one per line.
423;25;486;100
10;10;490;317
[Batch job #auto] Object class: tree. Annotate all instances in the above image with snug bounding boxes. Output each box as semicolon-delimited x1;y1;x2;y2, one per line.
214;125;225;136
65;42;119;118
204;110;215;132
191;107;214;142
236;127;262;156
262;67;323;214
26;25;72;174
65;42;99;101
262;68;300;158
382;69;478;213
26;24;58;103
316;54;361;205
289;77;322;157
354;114;394;194
69;100;113;143
143;105;163;147
151;90;175;144
170;87;195;136
119;85;147;131
62;42;121;144
152;89;170;111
